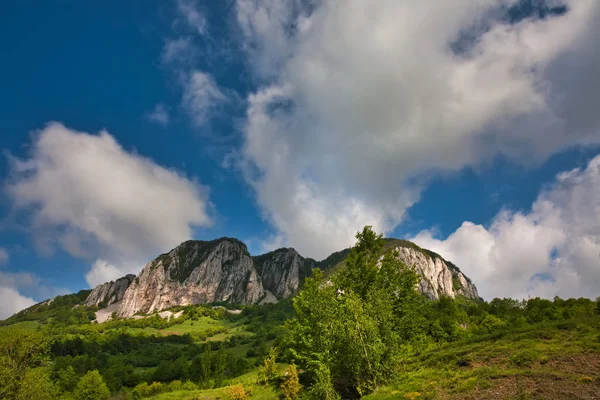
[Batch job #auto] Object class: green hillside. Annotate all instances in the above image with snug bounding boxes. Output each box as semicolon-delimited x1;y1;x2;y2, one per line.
1;228;599;399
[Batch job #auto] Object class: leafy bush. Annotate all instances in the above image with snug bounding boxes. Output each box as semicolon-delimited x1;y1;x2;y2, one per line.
509;350;540;367
73;370;111;400
224;384;252;400
281;364;301;399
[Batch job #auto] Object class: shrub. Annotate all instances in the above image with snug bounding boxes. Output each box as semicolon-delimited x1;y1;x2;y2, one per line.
510;350;540;367
257;348;277;385
73;370;111;400
224;384;252;400
307;364;340;400
281;364;301;399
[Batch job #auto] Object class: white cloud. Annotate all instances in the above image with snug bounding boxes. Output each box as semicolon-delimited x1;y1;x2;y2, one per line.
0;270;69;319
182;71;227;127
235;0;600;259
175;0;207;36
0;286;35;320
7;123;213;282
162;37;197;66
0;248;8;264
146;103;170;126
85;259;139;287
413;154;600;300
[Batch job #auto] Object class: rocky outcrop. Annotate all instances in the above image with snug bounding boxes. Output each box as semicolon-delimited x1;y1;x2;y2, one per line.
84;274;135;307
253;248;312;299
391;246;479;300
117;238;264;317
81;236;479;318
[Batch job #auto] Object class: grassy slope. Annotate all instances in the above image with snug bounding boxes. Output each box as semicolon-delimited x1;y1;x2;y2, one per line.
152;368;285;399
127;316;600;399
365;317;600;400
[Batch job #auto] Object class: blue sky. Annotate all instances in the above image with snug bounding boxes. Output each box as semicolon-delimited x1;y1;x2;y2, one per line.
1;0;599;317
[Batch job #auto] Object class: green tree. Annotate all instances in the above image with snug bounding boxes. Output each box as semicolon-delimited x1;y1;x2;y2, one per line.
201;347;212;387
0;328;50;398
16;368;58;400
282;226;423;397
281;363;301;399
73;370;110;400
306;364;339;400
257;347;278;385
56;366;79;392
189;355;205;383
213;346;227;387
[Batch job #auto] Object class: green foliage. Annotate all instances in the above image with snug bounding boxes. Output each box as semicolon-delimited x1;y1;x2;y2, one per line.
15;368;59;400
283;226;425;397
213;345;228;387
257;347;278;385
0;328;51;398
0;290;93;326
363;316;600;399
224;383;253;400
73;370;111;400
509;349;540;366
2;227;600;400
306;364;340;400
55;365;79;392
282;226;600;398
152;356;189;382
280;363;301;399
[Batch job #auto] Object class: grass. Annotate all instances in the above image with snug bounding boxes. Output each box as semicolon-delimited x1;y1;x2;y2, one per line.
0;320;40;331
160;317;234;334
129;317;599;399
365;317;600;399
90;316;253;343
150;366;287;399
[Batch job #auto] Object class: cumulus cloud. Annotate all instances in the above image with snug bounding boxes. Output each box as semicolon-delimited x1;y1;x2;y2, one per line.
413;154;600;300
146;103;170;126
0;248;7;264
6;123;213;284
0;286;35;320
0;270;69;319
85;259;139;287
234;0;600;258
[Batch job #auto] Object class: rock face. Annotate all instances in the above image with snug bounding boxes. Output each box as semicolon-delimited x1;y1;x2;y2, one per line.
117;239;264;317
391;246;479;300
253;248;312;299
84;236;479;318
84;274;136;307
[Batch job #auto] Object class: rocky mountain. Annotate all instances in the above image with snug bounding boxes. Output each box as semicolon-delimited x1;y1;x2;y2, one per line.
253;248;313;299
116;239;263;317
84;274;136;307
84;236;479;318
389;242;478;299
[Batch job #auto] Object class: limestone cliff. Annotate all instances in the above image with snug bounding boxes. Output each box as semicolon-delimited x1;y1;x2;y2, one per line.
84;274;135;307
253;248;313;299
116;238;264;317
390;243;479;300
83;236;479;318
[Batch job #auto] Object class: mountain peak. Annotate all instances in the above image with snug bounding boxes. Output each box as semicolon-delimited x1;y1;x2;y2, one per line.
82;236;479;318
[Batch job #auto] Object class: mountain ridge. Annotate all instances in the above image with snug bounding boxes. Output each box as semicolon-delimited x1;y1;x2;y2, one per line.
103;236;478;318
6;236;479;321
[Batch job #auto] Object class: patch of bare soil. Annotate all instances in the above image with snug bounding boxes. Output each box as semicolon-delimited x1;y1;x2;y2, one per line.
451;353;600;400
